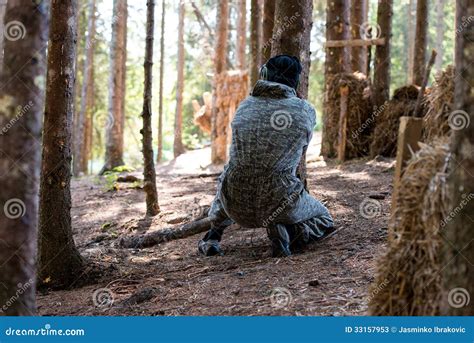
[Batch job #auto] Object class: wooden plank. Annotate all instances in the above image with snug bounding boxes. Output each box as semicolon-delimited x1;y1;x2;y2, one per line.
337;85;349;162
324;38;385;48
391;116;423;214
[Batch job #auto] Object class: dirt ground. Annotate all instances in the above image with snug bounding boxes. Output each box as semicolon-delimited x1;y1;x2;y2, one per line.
37;135;394;316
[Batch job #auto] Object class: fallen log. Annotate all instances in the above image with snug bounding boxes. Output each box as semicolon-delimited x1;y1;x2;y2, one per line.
119;216;215;249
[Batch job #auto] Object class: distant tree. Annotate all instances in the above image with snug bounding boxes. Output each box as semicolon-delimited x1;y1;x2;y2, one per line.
261;0;275;63
441;0;474;316
0;0;48;316
141;0;160;216
407;0;415;83
157;0;165;162
102;0;127;173
412;0;428;85
74;0;96;176
38;0;85;289
249;0;262;85
174;0;186;158
434;0;445;72
236;0;246;69
373;0;393;109
211;0;229;164
0;0;6;73
350;0;368;73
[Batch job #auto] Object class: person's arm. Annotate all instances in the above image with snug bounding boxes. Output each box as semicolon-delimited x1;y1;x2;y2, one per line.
296;103;316;190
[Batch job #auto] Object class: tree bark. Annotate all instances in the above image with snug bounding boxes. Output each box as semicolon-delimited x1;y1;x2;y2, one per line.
157;0;165;162
141;0;160;217
0;0;48;316
211;0;229;164
261;0;275;63
350;0;368;73
271;0;313;188
441;0;474;316
38;0;85;290
434;0;445;72
250;0;262;85
173;0;185;158
74;0;96;176
102;0;127;173
373;0;393;109
321;0;350;158
407;0;415;83
236;0;246;70
412;0;428;86
0;0;7;74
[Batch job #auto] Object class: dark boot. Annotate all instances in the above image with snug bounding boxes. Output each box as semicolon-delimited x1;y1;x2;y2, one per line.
267;224;291;257
271;238;291;257
198;239;224;256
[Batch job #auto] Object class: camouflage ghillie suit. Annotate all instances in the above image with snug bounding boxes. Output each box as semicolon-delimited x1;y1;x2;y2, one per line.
200;80;333;256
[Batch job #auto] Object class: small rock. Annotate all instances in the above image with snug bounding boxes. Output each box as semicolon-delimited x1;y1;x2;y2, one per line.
368;193;386;200
308;280;320;287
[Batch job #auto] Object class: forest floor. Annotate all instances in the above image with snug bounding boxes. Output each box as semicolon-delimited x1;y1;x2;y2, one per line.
37;133;395;316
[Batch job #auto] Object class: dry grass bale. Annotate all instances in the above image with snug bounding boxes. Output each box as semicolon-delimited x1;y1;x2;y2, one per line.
323;72;372;159
423;65;454;141
369;85;422;158
368;139;449;315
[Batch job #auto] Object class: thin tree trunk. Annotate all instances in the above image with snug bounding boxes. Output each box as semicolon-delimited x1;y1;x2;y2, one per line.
271;0;313;187
0;0;48;316
236;0;246;70
412;0;428;85
102;0;127;173
407;0;415;83
141;0;160;217
321;0;350;158
261;0;275;63
350;0;368;73
373;0;393;109
38;0;85;290
211;0;229;164
74;0;96;176
441;0;474;316
0;0;7;74
173;1;186;158
434;0;445;72
250;0;262;85
157;0;165;162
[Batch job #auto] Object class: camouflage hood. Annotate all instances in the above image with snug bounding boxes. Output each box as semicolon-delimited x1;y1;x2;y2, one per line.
251;80;297;99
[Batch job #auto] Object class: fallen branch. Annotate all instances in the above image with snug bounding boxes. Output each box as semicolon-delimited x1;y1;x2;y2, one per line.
119;216;215;249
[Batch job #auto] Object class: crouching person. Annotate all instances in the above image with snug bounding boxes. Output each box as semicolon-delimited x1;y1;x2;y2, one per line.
198;55;334;257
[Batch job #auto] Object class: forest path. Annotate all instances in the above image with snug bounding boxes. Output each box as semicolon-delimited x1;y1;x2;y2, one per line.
37;135;394;316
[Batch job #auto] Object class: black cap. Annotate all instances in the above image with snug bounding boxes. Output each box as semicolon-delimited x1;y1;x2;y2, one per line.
263;55;302;89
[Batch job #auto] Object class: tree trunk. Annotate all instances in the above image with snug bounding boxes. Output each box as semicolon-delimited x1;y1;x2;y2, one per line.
102;0;127;173
236;0;246;70
173;0;185;158
157;0;165;162
373;0;393;109
74;0;96;176
350;0;368;73
321;0;350;158
434;0;445;72
441;0;474;316
412;0;428;86
0;0;7;74
261;0;275;63
0;0;48;316
38;0;85;290
141;0;160;217
210;0;229;164
250;0;262;85
407;0;415;83
271;0;313;188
